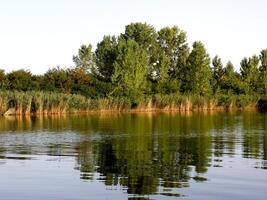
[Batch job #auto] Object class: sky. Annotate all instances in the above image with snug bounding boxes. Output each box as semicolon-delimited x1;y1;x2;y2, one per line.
0;0;266;74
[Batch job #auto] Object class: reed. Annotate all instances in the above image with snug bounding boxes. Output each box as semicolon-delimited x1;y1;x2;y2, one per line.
0;91;260;116
0;91;77;115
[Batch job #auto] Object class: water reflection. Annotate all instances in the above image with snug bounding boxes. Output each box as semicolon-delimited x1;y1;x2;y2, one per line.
0;112;267;199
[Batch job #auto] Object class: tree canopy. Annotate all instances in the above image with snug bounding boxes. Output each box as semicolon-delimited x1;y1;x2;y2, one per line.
0;23;266;106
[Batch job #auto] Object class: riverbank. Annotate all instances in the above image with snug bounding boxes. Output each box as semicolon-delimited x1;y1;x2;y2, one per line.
0;91;262;116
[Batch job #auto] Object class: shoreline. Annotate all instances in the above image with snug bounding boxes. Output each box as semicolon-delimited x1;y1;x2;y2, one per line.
2;104;259;117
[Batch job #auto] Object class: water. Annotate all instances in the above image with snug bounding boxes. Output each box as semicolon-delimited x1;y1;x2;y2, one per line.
0;112;266;200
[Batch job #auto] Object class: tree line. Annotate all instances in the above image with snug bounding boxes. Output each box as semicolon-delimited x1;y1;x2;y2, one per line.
1;22;267;107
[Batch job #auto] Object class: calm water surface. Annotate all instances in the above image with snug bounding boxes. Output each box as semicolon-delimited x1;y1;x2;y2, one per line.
0;112;267;200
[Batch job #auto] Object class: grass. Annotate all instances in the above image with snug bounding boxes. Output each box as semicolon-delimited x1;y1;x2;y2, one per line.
0;91;133;115
0;90;260;115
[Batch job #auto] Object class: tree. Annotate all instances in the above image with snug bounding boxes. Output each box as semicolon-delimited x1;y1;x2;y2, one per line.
95;35;118;81
240;55;260;94
259;49;267;95
212;56;224;92
43;67;72;93
68;67;92;96
123;22;158;50
122;23;160;81
184;41;212;96
154;54;180;94
158;26;189;79
0;70;6;89
6;69;37;91
219;61;245;94
73;44;96;73
111;39;149;102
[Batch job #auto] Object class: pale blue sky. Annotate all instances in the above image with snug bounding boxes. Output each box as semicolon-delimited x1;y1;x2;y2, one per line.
0;0;266;74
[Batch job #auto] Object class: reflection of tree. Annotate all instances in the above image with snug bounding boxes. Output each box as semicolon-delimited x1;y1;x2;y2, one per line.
97;141;121;186
0;112;267;196
242;112;262;159
75;141;96;180
75;113;215;195
263;115;267;161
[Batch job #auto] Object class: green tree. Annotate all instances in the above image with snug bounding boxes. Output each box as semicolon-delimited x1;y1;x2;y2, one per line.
158;26;188;79
259;49;267;95
111;39;149;103
68;67;112;98
154;54;180;94
220;61;244;94
184;41;212;95
240;55;260;94
73;44;96;73
212;56;224;92
122;23;161;82
6;69;37;91
0;70;6;89
123;22;158;50
95;36;118;81
43;67;71;93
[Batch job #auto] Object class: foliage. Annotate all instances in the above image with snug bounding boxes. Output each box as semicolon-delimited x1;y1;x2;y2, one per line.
73;44;96;73
111;39;149;103
259;49;267;95
184;41;212;95
240;55;260;94
0;22;266;113
95;36;118;81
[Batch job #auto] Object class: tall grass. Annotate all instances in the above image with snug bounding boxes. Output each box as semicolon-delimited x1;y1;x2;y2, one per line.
153;93;258;111
216;94;259;110
0;91;85;115
153;94;218;111
0;91;133;115
0;91;260;115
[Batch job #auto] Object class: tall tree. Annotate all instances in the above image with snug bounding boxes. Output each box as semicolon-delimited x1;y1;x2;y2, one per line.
259;49;267;95
240;55;260;94
95;35;118;81
154;54;180;94
122;23;160;81
158;26;189;79
184;41;212;95
73;44;96;73
111;39;149;102
212;56;224;92
221;61;237;93
123;22;158;50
